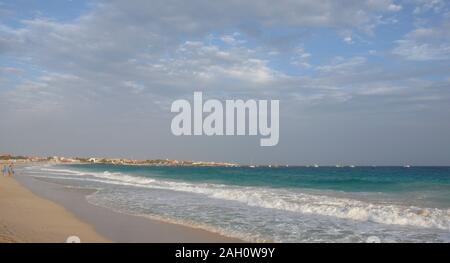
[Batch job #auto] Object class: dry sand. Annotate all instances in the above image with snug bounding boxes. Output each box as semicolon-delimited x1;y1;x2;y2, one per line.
0;174;109;243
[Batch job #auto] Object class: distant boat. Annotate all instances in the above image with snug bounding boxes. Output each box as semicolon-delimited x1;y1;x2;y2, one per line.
404;165;411;168
249;165;256;168
349;165;355;168
313;164;319;168
335;164;342;168
268;165;272;168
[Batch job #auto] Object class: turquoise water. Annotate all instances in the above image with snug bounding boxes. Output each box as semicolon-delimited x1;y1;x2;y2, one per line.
67;164;450;193
21;164;450;242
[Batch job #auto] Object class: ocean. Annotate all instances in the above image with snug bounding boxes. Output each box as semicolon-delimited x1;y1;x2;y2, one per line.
19;164;450;242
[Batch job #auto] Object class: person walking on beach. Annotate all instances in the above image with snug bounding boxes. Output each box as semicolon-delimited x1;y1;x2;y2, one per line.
8;164;14;177
2;165;7;176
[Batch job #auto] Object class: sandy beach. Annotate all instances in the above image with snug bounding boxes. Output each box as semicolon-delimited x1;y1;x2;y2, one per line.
0;163;242;243
0;172;108;243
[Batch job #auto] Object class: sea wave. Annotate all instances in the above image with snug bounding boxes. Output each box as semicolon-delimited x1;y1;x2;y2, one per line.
29;166;450;230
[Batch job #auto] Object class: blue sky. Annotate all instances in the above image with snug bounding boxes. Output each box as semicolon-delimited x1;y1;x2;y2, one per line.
1;0;450;165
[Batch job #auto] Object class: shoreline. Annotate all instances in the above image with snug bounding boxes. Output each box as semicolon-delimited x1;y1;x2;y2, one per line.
6;167;242;243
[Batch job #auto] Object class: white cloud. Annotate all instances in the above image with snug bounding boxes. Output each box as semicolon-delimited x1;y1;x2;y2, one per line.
166;41;285;84
392;20;450;60
290;47;312;69
393;40;450;60
219;34;246;46
316;56;367;73
388;4;403;12
413;0;447;14
343;36;354;44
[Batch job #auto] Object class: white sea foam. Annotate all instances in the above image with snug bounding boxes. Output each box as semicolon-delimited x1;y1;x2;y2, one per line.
29;166;450;231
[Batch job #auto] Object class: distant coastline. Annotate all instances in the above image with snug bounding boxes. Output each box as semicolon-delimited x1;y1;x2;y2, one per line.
0;154;237;167
3;154;450;168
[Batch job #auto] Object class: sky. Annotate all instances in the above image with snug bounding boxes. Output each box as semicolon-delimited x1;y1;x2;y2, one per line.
0;0;450;165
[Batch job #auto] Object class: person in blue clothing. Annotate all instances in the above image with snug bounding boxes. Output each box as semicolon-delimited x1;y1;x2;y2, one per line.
2;165;7;176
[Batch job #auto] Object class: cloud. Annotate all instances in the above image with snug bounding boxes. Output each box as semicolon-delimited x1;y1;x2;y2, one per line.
392;19;450;60
160;40;285;85
316;56;367;73
393;40;450;60
0;0;446;116
0;0;405;56
106;0;402;30
290;47;312;69
343;36;354;44
219;33;246;46
413;0;447;14
388;3;403;12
